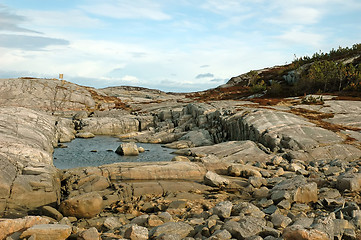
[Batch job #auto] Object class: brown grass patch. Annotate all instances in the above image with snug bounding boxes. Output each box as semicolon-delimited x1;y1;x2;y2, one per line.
187;85;251;102
85;87;130;110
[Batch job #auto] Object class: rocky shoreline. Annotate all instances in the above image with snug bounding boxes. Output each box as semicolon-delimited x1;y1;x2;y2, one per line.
0;78;361;239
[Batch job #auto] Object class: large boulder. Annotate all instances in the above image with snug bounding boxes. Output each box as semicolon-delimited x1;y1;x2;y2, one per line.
59;192;103;218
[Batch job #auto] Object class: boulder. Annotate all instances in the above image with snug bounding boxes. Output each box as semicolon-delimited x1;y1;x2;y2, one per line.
20;224;71;240
59;192;103;218
204;171;230;187
116;142;139;156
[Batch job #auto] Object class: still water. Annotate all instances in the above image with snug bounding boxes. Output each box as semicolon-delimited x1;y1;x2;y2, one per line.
53;136;175;169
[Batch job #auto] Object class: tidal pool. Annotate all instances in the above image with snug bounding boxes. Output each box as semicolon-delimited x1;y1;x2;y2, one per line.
53;136;175;169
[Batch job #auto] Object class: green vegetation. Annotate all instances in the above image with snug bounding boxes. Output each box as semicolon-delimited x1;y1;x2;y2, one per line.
247;43;361;97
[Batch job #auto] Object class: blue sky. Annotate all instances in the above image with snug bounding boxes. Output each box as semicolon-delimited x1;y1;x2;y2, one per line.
1;0;360;92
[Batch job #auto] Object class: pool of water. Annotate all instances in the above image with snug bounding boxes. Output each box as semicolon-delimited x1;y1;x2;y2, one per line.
53;136;175;169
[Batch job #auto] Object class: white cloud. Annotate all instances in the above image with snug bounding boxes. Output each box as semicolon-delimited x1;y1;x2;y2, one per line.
268;7;321;25
19;9;104;29
276;27;325;48
80;0;171;20
201;0;251;14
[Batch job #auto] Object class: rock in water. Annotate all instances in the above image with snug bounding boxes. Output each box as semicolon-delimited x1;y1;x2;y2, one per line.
76;132;95;138
115;142;139;156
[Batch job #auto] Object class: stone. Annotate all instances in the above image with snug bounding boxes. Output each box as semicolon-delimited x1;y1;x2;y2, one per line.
116;142;139;156
158;212;173;223
130;214;149;227
138;147;145;153
77;227;100;240
0;216;50;240
124;225;149;240
223;216;266;239
337;173;361;192
283;225;329;240
228;164;262;178
76;131;95;138
41;206;63;221
148;214;164;227
271;213;292;229
248;176;267;188
271;176;318;204
59;192;103;218
103;217;122;230
20;224;71;240
208;229;232;240
149;222;194;239
213;201;233;219
232;202;265;219
204;171;230;187
168;200;187;209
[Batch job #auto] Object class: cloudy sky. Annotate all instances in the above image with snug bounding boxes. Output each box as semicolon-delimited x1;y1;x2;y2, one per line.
1;0;360;92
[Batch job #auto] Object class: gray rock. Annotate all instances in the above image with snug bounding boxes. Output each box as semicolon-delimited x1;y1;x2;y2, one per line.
213;201;233;219
231;202;265;219
149;222;194;239
204;171;230;188
337;173;361;192
208;229;232;240
271;213;292;229
104;217;122;230
130;214;149;227
124;225;149;240
223;216;266;239
271;175;318;204
77;227;100;240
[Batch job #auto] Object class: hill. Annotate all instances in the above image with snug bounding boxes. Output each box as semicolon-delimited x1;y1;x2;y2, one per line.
189;43;361;101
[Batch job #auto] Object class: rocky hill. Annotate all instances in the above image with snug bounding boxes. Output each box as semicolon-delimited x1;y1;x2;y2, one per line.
0;45;361;239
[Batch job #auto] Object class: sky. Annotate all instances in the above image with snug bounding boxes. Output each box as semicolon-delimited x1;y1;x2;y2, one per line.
0;0;361;92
